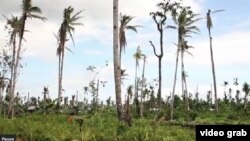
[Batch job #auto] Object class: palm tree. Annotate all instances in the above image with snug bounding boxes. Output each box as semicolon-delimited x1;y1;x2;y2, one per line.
206;9;224;114
169;7;200;120
113;0;123;121
119;14;140;60
57;6;83;108
2;15;20;116
242;82;250;110
4;16;19;117
42;86;49;101
8;0;46;118
149;0;179;109
121;69;128;84
133;46;143;117
223;81;228;95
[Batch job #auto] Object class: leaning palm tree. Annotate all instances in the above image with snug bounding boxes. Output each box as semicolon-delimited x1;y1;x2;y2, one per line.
119;14;140;60
133;46;143;117
113;0;123;121
206;9;224;114
57;6;83;108
242;82;250;110
8;0;46;118
169;7;200;121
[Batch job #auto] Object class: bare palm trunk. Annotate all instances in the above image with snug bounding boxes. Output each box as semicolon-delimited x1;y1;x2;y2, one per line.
8;13;28;118
158;57;162;109
181;50;189;112
181;50;185;103
183;76;189;111
59;48;65;108
171;44;180;121
209;31;218;113
134;62;139;116
113;0;123;121
8;35;21;119
6;35;17;117
140;57;146;118
125;93;132;126
8;42;20;119
58;50;62;108
134;61;141;116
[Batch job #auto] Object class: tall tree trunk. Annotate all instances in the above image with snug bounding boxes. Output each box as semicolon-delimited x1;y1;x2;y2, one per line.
171;43;180;121
125;93;132;126
183;75;189;111
158;57;162;109
6;35;17;117
113;0;123;121
58;50;62;109
181;49;185;104
8;34;21;119
209;32;218;113
181;51;189;112
140;57;146;118
134;62;139;116
8;13;27;119
59;48;65;108
158;27;163;110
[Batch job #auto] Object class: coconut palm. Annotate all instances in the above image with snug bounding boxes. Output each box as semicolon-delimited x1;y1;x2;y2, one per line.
206;9;224;114
119;14;140;60
4;16;21;103
2;16;20;115
4;16;20;118
57;6;83;108
42;86;49;101
133;46;143;117
121;69;128;84
169;7;200;120
113;0;123;121
242;82;250;110
8;0;46;118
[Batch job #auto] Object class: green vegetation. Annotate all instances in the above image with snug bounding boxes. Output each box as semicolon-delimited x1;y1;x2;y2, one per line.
1;92;250;141
0;0;249;141
0;110;192;141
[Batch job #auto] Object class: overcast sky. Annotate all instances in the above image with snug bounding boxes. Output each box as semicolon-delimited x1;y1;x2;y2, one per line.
0;0;250;102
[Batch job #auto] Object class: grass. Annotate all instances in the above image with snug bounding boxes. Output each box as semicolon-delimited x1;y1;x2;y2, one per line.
0;112;194;141
1;109;249;141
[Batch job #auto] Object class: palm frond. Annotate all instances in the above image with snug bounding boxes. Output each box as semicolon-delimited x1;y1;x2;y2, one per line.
212;9;225;13
165;25;177;29
29;6;42;13
67;27;75;46
126;26;138;33
65;47;74;54
28;14;47;21
70;22;83;26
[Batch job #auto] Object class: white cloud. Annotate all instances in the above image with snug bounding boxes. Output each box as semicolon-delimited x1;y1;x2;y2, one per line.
185;31;250;66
